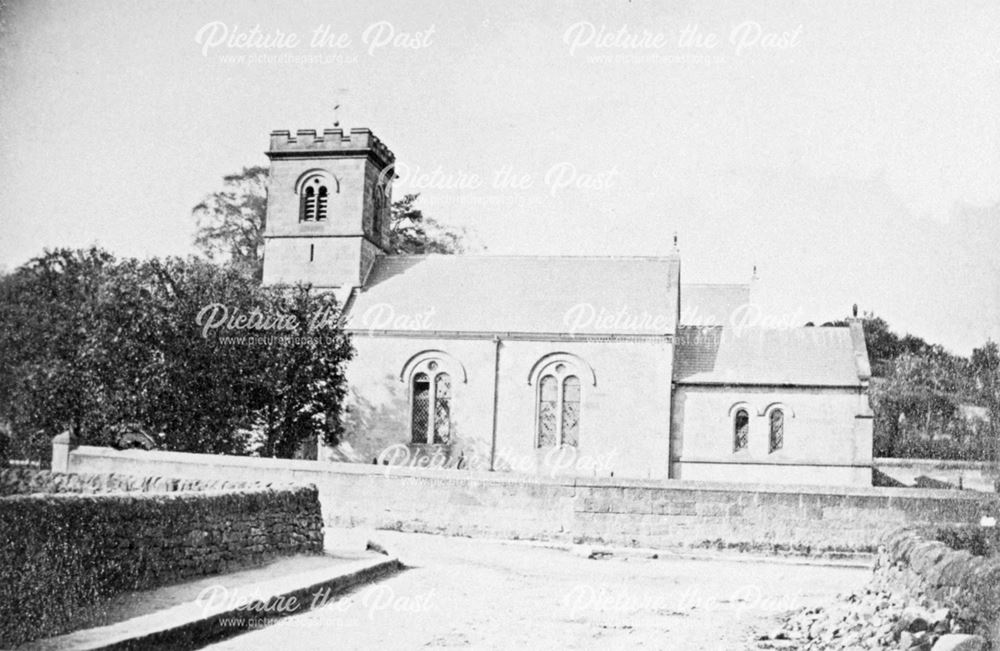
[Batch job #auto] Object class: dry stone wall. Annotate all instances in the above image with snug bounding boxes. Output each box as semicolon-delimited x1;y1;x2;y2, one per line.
762;527;1000;650
0;471;323;647
876;528;1000;648
0;467;295;496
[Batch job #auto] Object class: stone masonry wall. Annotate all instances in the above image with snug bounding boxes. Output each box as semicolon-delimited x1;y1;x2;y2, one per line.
0;480;323;647
66;446;1000;557
762;527;1000;649
0;467;296;496
874;528;1000;648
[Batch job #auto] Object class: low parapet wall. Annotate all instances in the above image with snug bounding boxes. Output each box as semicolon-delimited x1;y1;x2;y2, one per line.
64;445;1000;557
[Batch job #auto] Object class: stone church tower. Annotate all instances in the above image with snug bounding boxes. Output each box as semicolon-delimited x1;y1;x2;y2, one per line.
261;128;394;296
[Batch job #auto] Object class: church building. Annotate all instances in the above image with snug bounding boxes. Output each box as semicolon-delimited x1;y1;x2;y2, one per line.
261;127;874;486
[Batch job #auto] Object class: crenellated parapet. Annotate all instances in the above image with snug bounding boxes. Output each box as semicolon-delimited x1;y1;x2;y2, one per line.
267;127;394;167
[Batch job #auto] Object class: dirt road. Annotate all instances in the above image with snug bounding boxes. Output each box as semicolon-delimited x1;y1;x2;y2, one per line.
201;531;868;650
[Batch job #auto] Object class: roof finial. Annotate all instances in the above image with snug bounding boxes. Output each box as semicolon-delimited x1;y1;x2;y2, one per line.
751;264;759;281
672;231;679;251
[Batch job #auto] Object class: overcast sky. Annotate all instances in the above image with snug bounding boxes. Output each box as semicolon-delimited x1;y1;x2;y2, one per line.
0;0;997;354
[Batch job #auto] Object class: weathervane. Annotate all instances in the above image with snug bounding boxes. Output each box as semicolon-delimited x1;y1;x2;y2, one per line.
332;87;349;128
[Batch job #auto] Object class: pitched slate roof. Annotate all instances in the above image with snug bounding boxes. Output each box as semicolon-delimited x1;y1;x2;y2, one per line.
674;324;867;387
343;255;678;336
680;283;750;326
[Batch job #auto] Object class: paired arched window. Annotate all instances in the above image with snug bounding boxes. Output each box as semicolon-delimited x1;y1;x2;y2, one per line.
537;363;581;448
410;362;451;444
733;409;749;452
769;409;784;452
730;404;789;454
300;176;331;222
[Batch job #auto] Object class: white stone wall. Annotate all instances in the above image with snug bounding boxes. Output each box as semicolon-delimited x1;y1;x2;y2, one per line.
266;157;372;237
262;237;364;288
673;462;872;486
62;445;998;555
342;335;674;480
670;384;873;485
262;153;387;288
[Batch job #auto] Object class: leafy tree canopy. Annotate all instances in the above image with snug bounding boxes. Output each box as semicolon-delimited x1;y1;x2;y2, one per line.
822;312;999;461
193;166;269;280
0;247;353;461
192;168;477;279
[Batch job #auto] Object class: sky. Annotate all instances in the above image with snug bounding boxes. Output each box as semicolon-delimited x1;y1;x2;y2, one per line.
0;0;998;355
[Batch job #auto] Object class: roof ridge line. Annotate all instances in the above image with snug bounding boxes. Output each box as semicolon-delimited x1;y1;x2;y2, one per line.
379;254;679;261
682;283;750;288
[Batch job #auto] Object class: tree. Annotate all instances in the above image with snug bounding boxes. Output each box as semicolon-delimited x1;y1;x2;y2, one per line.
825;311;993;460
0;248;355;460
253;287;354;457
387;193;474;254
193;166;269;280
868;338;996;460
859;315;902;371
0;248;121;459
818;312;929;376
971;340;1000;464
192;169;476;279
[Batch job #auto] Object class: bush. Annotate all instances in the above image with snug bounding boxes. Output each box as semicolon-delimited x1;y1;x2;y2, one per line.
932;525;1000;558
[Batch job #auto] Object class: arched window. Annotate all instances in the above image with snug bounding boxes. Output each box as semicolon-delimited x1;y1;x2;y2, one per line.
300;177;330;222
433;372;452;444
537;376;558;447
301;185;316;222
734;409;749;452
536;362;581;448
769;409;784;453
409;361;453;444
316;185;328;221
562;376;581;447
410;373;430;443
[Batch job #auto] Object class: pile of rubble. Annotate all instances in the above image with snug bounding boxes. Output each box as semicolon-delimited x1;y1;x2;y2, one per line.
755;586;987;651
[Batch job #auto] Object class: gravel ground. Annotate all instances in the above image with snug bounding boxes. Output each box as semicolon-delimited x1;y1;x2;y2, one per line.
201;531;869;651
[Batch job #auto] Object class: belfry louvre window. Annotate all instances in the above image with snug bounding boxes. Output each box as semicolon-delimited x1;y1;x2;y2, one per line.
536;363;581;448
769;409;784;452
316;185;328;221
300;178;329;222
734;409;749;452
410;367;452;444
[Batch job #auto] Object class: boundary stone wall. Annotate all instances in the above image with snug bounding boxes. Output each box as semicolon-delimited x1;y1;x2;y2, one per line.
0;467;297;496
65;446;1000;556
876;527;1000;648
0;476;323;647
